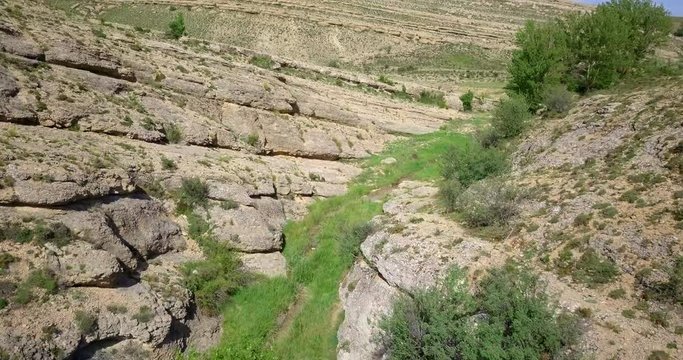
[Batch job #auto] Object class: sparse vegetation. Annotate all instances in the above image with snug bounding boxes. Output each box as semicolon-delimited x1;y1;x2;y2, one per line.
132;306;154;323
74;311;97;334
163;123;182;144
417;90;447;109
573;249;620;287
249;55;275;69
160;156;177;170
380;264;580;360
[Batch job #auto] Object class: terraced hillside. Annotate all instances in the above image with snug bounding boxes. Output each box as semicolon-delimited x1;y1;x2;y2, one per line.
48;0;587;93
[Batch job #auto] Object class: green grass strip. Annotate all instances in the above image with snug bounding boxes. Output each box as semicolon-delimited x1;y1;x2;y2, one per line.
191;128;473;360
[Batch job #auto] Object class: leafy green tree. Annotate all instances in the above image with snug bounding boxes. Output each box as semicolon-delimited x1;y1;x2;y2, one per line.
507;21;568;108
600;0;673;59
168;13;186;39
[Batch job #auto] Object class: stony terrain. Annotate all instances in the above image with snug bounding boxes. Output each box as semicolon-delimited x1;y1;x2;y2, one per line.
5;0;682;359
0;0;461;357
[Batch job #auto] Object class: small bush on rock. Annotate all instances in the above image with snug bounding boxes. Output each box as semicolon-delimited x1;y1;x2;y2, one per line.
74;310;97;334
417;90;447;109
542;84;574;114
441;140;507;188
452;178;520;228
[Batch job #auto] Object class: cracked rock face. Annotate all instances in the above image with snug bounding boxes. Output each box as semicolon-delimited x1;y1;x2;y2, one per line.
337;181;505;360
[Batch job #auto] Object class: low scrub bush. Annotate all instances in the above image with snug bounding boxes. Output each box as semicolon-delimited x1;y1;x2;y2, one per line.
459;90;474;111
163;124;182;144
542;85;574;114
379;264;581;360
573;249;619;287
249;55;275;70
491;95;531;139
641;257;683;305
182;242;250;316
175;177;209;215
452;178;520;228
74;310;97;334
441;140;507;188
417;90;447;109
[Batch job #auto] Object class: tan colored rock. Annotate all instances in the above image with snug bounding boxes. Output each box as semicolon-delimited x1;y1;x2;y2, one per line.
47;241;124;287
240;252;287;278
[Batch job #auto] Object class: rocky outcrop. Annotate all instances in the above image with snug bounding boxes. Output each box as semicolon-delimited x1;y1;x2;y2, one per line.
45;40;136;81
47;241;124;287
337;181;507;359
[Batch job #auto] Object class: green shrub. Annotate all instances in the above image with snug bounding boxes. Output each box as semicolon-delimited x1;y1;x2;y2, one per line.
438;179;464;212
168;13;185;39
74;310;97;334
622;309;636;318
163;124;182;144
0;252;15;270
441;140;507;188
220;199;239;210
642;257;683;305
175;177;209;215
160;156;177;170
452;178;520;228
573;213;592;227
648;350;670;360
542;85;573;114
132;306;154;323
675;25;683;37
491;95;530;139
378;75;395;85
0;298;6;310
182;242;249;316
573;249;619;287
249;55;275;69
379;264;580;360
608;288;626;299
459;90;474;111
246;133;260;147
417;90;447;109
649;310;669;327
